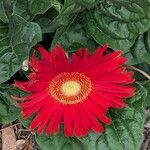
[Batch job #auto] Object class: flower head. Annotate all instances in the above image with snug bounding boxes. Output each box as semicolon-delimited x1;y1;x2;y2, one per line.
13;44;135;137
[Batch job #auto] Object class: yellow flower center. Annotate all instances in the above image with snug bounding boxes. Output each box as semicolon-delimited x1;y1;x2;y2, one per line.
49;72;92;104
61;81;81;96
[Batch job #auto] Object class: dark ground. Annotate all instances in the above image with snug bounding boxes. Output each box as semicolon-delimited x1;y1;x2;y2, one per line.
0;122;40;150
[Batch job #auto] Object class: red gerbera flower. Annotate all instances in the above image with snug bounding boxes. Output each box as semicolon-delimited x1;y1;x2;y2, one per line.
13;44;135;137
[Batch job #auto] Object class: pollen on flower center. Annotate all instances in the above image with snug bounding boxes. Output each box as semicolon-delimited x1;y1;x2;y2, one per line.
61;81;81;96
49;72;92;104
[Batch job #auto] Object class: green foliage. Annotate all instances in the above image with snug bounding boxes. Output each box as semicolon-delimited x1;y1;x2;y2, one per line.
142;80;150;107
0;84;26;124
85;0;150;53
0;0;42;83
35;84;147;150
35;129;85;150
13;0;61;20
125;30;150;65
51;22;97;52
0;0;150;149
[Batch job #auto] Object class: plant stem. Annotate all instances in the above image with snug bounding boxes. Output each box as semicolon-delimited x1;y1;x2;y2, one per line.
128;65;150;80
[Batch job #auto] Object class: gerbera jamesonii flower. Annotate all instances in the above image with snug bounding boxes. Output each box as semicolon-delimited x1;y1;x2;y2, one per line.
13;44;135;137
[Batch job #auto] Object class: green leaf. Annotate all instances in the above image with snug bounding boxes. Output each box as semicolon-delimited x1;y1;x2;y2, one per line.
0;84;26;124
35;0;100;33
51;22;97;53
34;7;61;33
0;0;14;23
35;83;147;150
12;0;30;20
35;0;86;33
0;1;9;23
35;128;85;150
28;0;54;19
0;14;42;83
85;0;150;52
13;0;60;20
142;80;150;107
125;29;150;65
